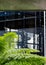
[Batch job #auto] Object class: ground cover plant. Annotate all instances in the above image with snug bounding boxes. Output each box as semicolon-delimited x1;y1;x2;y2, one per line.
0;32;46;65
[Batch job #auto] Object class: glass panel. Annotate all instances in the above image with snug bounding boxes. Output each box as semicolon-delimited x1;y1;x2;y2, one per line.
35;34;39;44
18;34;22;42
27;44;33;49
4;11;44;56
27;33;34;43
35;45;38;49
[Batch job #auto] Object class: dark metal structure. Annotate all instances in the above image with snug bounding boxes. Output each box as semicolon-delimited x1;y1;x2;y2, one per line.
0;11;44;56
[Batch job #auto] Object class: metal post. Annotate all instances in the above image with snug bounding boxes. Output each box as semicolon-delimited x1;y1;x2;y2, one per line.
44;11;46;56
33;11;36;49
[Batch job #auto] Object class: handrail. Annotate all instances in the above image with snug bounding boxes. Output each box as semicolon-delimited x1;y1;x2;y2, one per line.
0;16;36;22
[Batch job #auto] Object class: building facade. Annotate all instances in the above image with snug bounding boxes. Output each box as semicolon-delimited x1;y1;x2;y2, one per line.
0;11;44;56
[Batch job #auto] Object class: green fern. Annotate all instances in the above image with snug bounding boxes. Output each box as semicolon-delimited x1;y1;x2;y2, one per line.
0;32;46;65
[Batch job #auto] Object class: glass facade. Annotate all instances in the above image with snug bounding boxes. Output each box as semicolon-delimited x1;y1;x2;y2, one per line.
0;11;44;55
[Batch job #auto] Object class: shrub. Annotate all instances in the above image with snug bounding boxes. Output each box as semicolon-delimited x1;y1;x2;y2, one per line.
0;32;46;65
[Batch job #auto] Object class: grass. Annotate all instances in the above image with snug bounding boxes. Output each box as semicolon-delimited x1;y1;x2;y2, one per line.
0;0;42;10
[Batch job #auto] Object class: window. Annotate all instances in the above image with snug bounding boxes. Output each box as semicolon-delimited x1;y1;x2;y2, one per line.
4;11;44;56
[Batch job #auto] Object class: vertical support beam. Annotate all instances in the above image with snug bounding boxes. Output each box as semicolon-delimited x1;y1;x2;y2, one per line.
39;11;42;53
44;11;46;56
33;11;36;49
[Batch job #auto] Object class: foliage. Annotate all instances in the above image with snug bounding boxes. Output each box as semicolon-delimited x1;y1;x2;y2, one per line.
0;32;18;64
14;48;40;54
0;36;6;54
0;51;46;65
3;32;18;48
0;32;46;65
